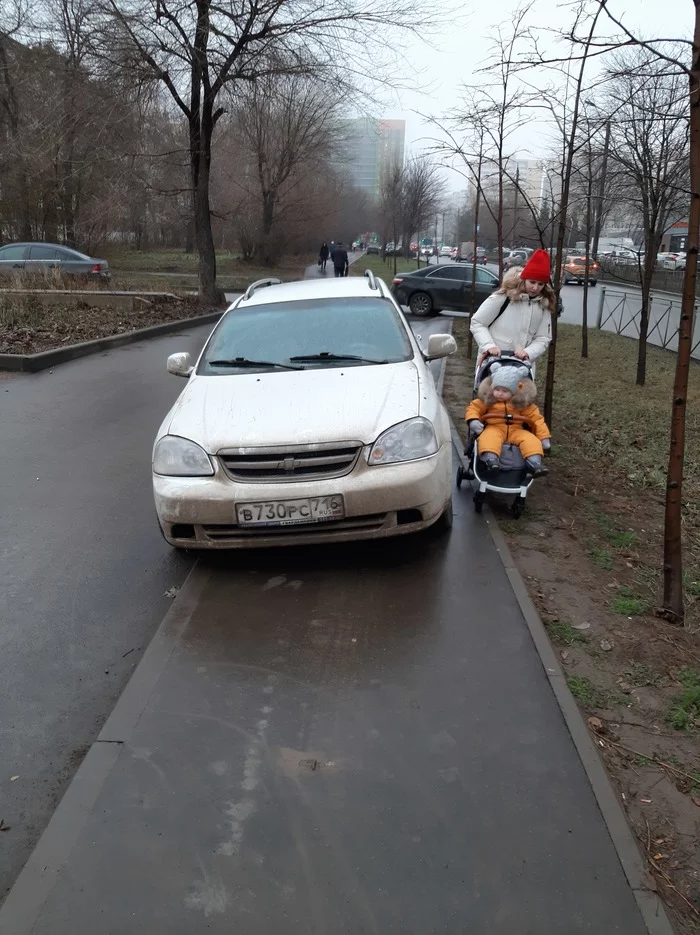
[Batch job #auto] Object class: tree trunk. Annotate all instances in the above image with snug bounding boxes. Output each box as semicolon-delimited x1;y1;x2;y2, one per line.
662;9;700;623
582;164;593;358
636;255;654;385
467;154;483;362
591;121;610;260
190;100;222;305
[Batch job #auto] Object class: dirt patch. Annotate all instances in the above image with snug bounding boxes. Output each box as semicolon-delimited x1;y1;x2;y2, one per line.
445;317;700;934
0;294;220;355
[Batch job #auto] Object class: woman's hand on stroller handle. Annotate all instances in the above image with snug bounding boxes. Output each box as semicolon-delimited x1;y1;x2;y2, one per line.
485;345;501;357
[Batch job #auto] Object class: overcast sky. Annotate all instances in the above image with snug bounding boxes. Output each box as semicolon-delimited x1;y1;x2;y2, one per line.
368;0;694;190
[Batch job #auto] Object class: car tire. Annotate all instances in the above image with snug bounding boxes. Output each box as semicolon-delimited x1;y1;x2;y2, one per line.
432;499;453;534
409;291;434;316
590;280;597;286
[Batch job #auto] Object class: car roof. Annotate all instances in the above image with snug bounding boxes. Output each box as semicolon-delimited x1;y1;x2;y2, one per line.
0;241;87;253
233;276;394;308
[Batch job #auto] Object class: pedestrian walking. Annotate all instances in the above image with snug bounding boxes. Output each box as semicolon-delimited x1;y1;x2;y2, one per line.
331;242;349;278
469;249;554;376
319;241;329;272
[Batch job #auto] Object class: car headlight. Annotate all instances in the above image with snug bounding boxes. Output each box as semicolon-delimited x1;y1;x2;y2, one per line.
369;417;438;465
153;435;214;476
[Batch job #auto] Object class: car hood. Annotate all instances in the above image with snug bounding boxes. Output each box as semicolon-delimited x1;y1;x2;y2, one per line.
166;361;422;452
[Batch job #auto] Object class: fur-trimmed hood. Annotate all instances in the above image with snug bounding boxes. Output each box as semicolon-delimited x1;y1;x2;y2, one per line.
478;374;538;409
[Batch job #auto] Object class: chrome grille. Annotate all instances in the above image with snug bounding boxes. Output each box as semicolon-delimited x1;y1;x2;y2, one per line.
218;443;362;483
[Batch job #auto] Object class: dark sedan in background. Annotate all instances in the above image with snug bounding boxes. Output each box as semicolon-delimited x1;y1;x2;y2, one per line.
391;263;499;316
0;242;110;280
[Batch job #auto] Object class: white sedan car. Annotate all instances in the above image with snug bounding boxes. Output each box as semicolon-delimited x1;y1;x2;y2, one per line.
152;274;457;549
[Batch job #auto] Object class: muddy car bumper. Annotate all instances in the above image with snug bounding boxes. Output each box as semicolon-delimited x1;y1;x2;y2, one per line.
153;444;452;549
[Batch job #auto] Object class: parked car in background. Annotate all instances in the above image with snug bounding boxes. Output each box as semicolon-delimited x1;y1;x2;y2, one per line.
391;263;499;316
0;242;110;280
504;248;533;269
563;255;600;285
659;252;686;270
366;243;381;255
153;275;456;549
439;245;453;257
456;245;488;263
600;249;639;266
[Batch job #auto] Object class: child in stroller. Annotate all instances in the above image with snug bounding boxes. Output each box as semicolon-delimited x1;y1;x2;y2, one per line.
455;355;551;517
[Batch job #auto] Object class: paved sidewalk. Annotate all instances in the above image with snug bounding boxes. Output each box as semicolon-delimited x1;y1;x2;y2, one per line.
0;468;662;934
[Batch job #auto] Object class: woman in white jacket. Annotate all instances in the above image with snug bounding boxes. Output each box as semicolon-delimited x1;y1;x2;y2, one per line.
470;249;555;373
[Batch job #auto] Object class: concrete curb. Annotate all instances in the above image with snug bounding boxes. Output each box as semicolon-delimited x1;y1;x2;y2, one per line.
448;421;676;935
0;311;223;373
0;564;208;934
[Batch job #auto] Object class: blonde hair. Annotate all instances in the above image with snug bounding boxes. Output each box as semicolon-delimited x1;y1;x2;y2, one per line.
498;266;555;313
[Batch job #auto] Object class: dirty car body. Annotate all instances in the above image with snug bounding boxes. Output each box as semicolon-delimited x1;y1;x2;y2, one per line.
152;276;456;549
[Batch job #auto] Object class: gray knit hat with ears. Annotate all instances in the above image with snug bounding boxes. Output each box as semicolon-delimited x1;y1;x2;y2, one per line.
490;362;530;394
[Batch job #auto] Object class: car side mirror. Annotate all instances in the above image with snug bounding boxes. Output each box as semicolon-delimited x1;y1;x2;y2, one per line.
167;352;193;377
425;334;457;360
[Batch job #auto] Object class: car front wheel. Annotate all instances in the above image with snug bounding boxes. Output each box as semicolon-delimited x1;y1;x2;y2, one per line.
432;499;453;534
409;291;434;316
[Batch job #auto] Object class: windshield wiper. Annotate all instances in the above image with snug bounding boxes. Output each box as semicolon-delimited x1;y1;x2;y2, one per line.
289;352;390;364
207;357;304;370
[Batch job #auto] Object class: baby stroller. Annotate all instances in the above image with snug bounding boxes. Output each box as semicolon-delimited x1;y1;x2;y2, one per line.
455;354;539;518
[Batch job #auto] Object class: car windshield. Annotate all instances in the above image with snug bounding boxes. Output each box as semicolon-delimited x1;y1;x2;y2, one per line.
198;296;414;375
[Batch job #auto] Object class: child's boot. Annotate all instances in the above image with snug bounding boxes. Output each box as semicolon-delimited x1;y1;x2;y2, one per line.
525;455;548;478
480;452;500;474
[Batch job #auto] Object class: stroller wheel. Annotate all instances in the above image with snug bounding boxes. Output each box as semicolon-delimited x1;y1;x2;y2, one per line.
511;496;526;519
456;466;464;488
473;491;485;514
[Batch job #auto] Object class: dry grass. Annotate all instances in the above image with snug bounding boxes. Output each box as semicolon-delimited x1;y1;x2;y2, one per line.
0;293;213;355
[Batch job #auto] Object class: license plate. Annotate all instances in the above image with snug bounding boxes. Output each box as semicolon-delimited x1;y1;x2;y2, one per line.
235;495;344;527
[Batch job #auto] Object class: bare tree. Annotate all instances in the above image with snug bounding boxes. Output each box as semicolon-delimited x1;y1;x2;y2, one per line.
602;48;689;385
548;1;697;621
96;0;424;303
233;67;343;263
399;156;444;268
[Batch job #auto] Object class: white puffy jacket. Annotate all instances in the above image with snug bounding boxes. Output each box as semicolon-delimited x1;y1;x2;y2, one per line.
470;292;552;364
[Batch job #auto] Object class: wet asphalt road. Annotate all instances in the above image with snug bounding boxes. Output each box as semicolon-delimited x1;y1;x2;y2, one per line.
0;310;449;905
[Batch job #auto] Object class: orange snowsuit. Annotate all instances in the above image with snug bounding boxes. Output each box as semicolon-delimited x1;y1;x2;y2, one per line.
464;398;550;459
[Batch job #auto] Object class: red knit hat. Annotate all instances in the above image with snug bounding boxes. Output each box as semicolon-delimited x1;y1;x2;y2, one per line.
520;249;551;283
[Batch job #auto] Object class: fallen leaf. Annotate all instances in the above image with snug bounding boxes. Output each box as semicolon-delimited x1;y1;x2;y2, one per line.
163;587;178;599
618;681;632;693
652;853;666;861
560;650;570;662
587;716;604;732
0;820;10;832
572;621;591;630
691;796;700;808
9;776;18;782
600;639;613;652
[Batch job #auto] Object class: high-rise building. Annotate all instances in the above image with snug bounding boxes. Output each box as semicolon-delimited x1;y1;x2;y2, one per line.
513;159;548;211
339;117;406;200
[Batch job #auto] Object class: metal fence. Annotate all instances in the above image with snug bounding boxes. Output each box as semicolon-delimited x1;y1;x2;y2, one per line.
595;287;700;361
597;261;694;296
